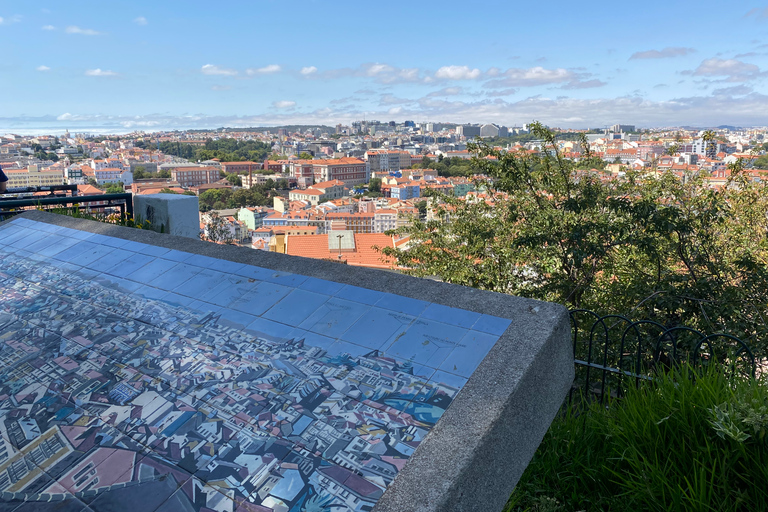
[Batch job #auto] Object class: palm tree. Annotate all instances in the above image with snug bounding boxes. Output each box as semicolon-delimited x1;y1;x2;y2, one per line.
702;130;717;159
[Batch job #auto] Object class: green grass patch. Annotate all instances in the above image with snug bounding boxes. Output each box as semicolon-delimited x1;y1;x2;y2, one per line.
506;365;768;512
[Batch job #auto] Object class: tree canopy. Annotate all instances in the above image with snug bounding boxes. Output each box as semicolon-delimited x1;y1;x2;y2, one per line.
135;138;271;163
382;122;768;355
198;182;282;211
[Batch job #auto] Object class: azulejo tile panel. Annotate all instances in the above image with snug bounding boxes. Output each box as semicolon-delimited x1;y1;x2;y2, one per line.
0;219;512;512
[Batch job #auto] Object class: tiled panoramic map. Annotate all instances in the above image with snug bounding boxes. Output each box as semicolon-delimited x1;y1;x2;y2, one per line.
0;218;510;512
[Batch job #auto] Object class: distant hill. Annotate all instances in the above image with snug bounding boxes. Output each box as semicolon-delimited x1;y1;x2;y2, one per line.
187;125;335;134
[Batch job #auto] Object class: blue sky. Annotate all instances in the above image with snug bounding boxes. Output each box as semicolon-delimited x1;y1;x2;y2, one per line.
2;0;768;133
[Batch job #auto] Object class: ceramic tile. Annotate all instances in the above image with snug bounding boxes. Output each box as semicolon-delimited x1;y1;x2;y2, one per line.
262;289;330;326
51;241;102;264
297;276;345;296
340;308;416;350
183;253;222;269
245;316;296;340
260;269;308;288
421;303;482;329
204;273;254;307
439;330;500;378
148;262;202;292
0;221;510;512
89;233;129;248
139;245;171;258
297;297;371;338
171;268;229;301
103;253;155;278
228;282;292;316
126;258;179;284
375;293;430;317
335;284;386;305
381;317;469;369
24;233;71;255
471;314;512;336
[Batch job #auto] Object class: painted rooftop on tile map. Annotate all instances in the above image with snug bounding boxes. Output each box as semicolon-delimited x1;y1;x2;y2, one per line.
0;217;511;512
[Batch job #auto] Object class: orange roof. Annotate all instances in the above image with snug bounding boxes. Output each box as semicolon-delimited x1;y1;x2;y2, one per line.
77;184;103;195
312;179;345;189
286;233;397;269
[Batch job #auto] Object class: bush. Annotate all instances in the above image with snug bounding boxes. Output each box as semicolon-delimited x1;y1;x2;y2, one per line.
506;365;768;512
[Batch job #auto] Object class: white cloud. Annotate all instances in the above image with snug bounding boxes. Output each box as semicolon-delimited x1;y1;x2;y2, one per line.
0;15;22;25
630;47;696;60
379;94;413;105
434;65;482;80
745;7;768;18
426;87;464;97
13;89;768;134
486;88;518;97
482;66;605;89
41;25;55;30
691;58;762;82
133;17;148;25
66;25;102;35
246;64;281;75
562;79;607;89
273;100;296;109
301;66;317;75
85;68;118;77
211;85;231;91
201;64;238;76
36;65;50;72
365;63;395;76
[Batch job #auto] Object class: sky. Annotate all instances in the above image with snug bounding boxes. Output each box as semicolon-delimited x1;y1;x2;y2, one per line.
2;0;768;134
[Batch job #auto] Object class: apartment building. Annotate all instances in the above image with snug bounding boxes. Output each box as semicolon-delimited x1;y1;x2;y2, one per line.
171;166;220;188
221;161;262;174
312;158;369;186
365;150;412;173
4;165;65;188
94;167;133;186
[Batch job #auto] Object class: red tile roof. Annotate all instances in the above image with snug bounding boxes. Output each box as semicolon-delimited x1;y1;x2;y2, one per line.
286;233;397;269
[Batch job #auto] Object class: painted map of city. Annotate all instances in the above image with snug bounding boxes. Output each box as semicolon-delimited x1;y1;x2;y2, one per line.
0;217;510;512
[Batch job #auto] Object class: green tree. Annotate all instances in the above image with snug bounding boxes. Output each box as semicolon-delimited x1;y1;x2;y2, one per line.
201;211;233;244
382;121;768;354
159;188;178;194
414;200;428;218
225;173;243;187
298;152;313;160
158;169;172;179
104;183;124;194
702;130;718;159
368;178;382;193
132;166;148;180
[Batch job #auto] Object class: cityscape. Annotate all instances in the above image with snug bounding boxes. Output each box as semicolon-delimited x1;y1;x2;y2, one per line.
2;121;767;269
2;1;768;510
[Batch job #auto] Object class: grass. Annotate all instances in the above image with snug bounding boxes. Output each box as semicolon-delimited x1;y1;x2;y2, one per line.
505;365;768;512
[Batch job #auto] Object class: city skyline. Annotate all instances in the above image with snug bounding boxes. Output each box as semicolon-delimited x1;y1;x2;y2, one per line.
2;1;768;133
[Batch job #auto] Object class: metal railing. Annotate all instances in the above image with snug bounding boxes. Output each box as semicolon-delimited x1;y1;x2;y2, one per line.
0;184;80;198
0;186;133;221
569;309;756;403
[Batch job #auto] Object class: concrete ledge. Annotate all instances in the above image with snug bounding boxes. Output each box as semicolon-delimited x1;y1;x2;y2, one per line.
10;210;574;512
